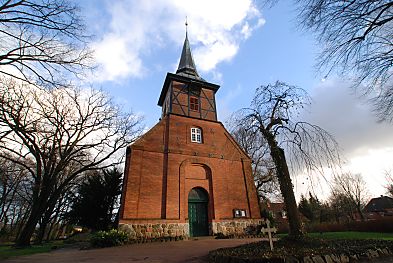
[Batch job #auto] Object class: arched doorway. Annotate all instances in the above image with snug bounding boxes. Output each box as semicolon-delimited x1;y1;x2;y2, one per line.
188;187;209;237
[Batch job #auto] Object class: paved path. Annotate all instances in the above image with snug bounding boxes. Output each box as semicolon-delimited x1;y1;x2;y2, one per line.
4;238;393;263
2;237;263;263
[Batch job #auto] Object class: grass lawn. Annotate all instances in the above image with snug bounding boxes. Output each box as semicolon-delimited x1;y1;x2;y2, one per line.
0;241;63;260
277;231;393;241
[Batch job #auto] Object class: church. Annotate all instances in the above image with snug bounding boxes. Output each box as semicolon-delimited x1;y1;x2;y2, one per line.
119;30;262;239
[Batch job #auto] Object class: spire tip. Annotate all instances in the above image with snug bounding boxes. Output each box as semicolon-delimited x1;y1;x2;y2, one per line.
185;16;188;35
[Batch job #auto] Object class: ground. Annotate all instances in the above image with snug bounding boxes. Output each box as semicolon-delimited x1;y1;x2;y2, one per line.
2;234;393;263
1;237;262;263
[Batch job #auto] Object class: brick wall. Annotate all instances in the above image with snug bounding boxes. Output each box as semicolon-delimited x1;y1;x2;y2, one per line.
119;113;261;236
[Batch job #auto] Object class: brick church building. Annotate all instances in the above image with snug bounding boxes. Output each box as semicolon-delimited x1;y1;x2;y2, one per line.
119;31;262;239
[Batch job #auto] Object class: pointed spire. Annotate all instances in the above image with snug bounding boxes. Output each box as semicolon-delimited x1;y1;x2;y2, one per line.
176;19;200;79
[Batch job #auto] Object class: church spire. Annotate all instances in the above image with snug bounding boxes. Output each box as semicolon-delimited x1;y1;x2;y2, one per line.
176;20;200;79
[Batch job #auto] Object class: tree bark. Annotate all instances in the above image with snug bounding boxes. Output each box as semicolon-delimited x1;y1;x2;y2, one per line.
15;204;44;246
356;202;365;221
37;198;58;243
264;131;303;238
15;188;51;246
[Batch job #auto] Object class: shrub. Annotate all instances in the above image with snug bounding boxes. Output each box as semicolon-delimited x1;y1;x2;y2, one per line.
276;222;289;234
349;218;393;233
306;222;347;233
306;218;393;233
90;229;130;248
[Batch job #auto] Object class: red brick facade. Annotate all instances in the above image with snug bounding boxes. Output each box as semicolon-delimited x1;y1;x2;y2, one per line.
119;34;261;239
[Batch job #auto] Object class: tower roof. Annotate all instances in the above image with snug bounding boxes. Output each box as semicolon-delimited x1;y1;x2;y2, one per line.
158;25;220;107
176;32;204;81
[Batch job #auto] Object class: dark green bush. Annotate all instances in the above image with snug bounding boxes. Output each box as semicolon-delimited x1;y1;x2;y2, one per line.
90;229;130;248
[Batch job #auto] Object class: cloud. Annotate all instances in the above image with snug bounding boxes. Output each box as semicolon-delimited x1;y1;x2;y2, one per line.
91;0;264;82
306;79;393;157
93;34;144;81
299;78;393;197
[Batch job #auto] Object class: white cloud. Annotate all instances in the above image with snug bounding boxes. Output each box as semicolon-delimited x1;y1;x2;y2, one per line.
194;40;238;72
298;78;393;198
93;34;144;81
91;0;264;82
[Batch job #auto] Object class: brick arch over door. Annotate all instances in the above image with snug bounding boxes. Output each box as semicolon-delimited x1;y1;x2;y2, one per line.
179;158;215;222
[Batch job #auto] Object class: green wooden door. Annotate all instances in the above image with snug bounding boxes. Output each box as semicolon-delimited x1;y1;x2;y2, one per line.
188;188;209;237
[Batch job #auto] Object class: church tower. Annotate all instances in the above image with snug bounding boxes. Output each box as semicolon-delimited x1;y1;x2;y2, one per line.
119;30;262;239
158;31;219;122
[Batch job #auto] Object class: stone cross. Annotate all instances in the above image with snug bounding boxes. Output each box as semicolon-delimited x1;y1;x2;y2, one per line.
260;219;277;251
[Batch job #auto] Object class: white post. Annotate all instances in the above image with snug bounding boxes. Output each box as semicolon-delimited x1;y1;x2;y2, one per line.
266;220;274;251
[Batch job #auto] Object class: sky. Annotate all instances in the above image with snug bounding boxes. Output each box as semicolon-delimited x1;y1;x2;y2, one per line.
78;0;393;200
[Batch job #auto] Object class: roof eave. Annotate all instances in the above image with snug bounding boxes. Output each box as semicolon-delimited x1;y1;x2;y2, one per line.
157;73;220;106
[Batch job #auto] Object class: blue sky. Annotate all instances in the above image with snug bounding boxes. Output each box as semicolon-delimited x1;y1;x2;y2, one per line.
79;0;393;200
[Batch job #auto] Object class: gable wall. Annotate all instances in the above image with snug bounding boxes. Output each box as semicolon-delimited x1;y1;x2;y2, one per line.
120;114;260;224
169;81;217;121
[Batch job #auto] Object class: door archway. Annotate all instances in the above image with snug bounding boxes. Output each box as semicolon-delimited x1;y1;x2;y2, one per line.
188;187;209;237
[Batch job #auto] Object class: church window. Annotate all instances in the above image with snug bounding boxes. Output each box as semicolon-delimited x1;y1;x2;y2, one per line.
190;96;199;111
191;127;202;143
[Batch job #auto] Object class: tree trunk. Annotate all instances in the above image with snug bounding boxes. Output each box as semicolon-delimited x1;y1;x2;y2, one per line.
15;193;50;246
37;219;47;244
356;202;365;221
37;208;54;243
14;206;30;241
15;207;42;246
266;133;303;239
37;189;63;243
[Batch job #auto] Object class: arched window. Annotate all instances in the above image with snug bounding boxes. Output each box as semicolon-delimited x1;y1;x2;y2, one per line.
191;127;202;143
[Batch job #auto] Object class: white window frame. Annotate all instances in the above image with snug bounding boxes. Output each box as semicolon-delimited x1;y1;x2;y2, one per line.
191;127;202;143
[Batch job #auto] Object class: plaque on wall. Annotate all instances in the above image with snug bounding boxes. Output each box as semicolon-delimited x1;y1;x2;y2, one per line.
233;209;247;218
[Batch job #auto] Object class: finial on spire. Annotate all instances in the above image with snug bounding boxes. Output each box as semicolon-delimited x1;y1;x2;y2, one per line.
176;18;201;79
185;16;188;35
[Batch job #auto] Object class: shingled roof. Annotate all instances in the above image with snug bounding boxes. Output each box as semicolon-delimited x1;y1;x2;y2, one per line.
175;31;205;82
364;195;393;212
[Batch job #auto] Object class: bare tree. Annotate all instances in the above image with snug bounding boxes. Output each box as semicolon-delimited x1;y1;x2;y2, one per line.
262;1;393;121
230;126;282;201
0;157;32;239
234;81;341;239
296;0;393;121
0;0;92;87
0;80;143;246
329;172;369;221
328;192;355;223
384;170;393;197
37;182;77;242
